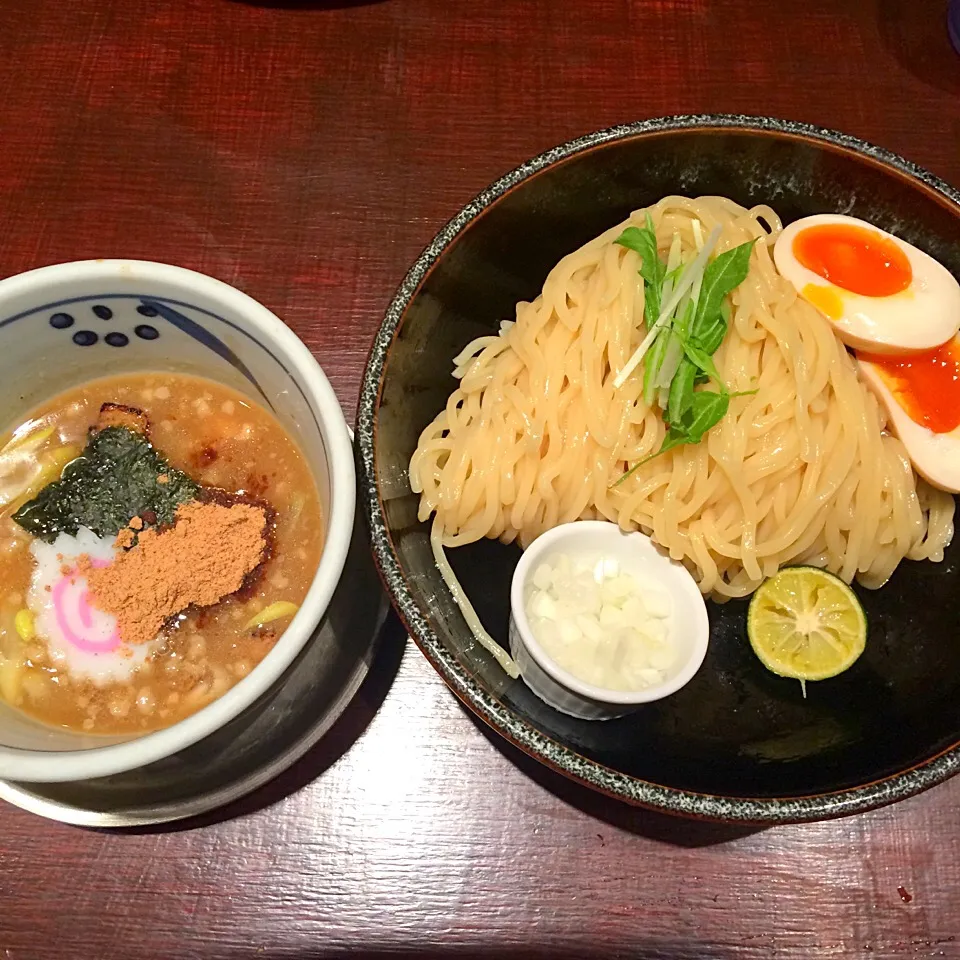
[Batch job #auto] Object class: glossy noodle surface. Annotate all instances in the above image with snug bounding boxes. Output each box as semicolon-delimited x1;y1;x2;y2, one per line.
410;197;955;600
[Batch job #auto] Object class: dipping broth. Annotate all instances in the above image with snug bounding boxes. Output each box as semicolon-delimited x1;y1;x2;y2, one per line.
0;373;323;735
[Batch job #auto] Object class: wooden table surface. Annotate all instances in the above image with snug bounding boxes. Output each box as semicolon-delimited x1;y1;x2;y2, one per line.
1;1;960;957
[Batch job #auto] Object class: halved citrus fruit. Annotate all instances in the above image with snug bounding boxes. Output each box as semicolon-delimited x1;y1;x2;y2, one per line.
747;566;866;682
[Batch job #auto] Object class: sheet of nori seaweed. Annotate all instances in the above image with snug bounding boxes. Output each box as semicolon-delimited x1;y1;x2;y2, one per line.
12;426;200;543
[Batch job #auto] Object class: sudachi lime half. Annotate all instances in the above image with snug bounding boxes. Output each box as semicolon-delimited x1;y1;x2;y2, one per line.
747;566;867;682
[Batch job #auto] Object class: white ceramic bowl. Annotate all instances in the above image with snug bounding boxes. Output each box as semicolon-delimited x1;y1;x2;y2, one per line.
0;259;355;782
509;521;709;720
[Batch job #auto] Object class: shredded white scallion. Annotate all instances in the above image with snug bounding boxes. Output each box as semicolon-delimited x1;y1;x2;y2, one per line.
613;224;721;389
692;218;704;251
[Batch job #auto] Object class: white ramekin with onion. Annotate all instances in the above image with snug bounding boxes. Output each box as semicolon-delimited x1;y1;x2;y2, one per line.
509;521;709;720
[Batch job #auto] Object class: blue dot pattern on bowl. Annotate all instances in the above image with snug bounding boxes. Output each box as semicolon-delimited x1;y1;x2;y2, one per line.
46;301;159;348
44;297;260;394
3;294;277;405
0;291;288;410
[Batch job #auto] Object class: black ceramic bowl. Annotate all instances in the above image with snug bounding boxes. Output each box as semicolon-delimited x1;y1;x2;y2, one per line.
358;115;960;823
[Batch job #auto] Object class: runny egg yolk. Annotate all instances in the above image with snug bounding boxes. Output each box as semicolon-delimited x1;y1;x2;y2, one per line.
861;338;960;433
793;222;913;297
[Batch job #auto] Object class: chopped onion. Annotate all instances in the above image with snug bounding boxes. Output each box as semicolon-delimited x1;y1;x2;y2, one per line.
524;552;675;692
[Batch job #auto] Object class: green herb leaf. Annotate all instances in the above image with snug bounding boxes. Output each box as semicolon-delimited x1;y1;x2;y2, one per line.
614;221;722;390
676;297;696;338
679;336;725;390
616;232;755;484
616;218;664;329
692;239;756;338
667;357;697;426
615;387;730;487
643;327;671;406
692;312;727;355
12;426;200;543
612;426;690;487
681;390;730;442
656;426;691;457
615;226;658;271
662;263;683;287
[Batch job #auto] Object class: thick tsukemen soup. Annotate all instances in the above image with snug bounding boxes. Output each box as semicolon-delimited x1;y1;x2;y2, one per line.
0;373;324;735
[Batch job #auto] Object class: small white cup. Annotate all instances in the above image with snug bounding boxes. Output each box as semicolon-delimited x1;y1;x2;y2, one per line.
0;259;355;782
509;521;709;720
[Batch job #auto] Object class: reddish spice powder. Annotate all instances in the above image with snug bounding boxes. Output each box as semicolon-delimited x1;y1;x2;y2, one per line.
115;515;145;549
78;500;268;647
115;528;136;549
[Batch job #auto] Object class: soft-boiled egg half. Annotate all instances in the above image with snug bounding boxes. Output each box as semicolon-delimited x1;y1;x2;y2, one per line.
859;338;960;493
774;214;960;354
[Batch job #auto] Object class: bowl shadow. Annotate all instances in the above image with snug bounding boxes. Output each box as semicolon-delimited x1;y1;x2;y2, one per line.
463;704;764;848
109;612;407;834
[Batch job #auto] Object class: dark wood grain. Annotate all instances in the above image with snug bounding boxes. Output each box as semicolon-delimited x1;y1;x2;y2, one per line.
1;0;959;957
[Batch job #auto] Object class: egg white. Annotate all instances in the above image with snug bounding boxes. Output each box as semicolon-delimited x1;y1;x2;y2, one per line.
774;214;960;355
859;359;960;493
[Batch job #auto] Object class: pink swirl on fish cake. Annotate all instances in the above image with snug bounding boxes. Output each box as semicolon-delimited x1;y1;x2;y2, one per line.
51;566;121;654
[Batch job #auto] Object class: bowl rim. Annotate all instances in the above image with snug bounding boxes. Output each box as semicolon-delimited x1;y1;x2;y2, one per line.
0;258;356;783
358;113;960;824
509;520;709;705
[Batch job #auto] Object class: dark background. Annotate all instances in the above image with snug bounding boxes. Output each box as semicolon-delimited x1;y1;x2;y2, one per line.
0;1;958;957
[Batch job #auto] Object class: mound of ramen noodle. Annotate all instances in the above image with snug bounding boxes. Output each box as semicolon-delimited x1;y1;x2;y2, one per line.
0;374;323;734
409;196;957;673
